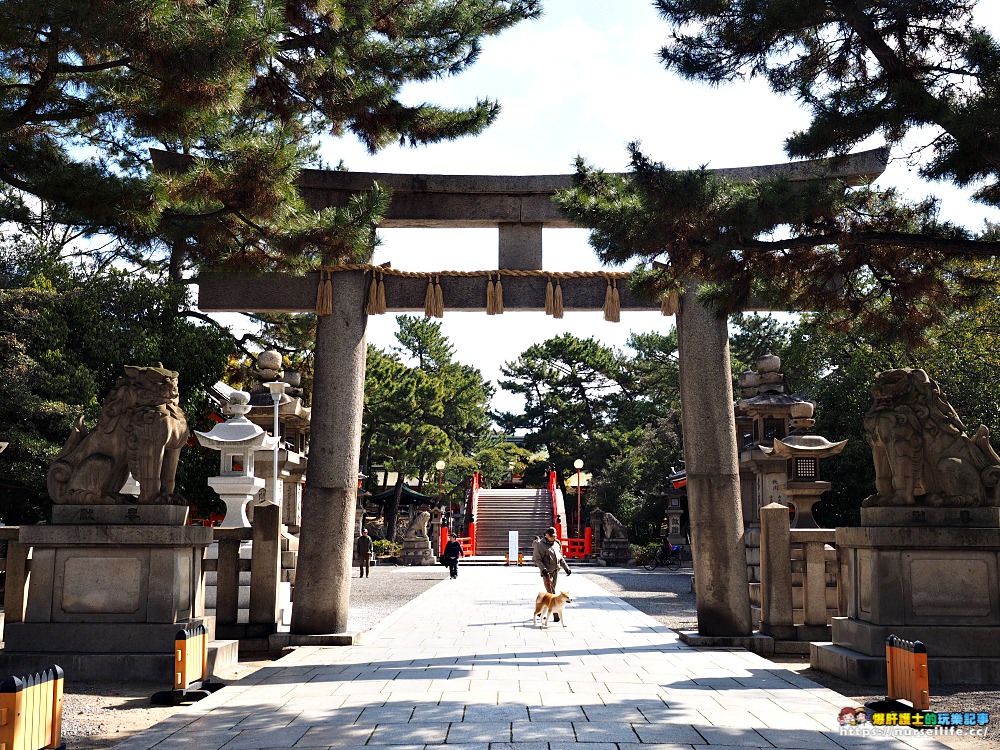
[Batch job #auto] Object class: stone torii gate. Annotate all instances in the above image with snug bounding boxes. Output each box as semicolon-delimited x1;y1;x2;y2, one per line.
185;148;887;639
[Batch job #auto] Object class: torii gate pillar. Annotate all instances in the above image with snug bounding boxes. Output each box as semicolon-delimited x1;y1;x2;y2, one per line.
290;271;368;634
676;280;753;637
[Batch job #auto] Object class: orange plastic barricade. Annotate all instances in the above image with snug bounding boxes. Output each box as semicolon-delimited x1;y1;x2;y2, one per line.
0;664;64;750
175;624;209;690
886;634;930;710
150;625;224;706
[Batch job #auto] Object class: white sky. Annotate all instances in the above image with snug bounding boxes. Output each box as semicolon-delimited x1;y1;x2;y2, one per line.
297;0;1000;415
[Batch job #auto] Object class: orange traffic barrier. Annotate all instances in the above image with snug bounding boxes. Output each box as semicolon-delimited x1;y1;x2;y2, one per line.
150;625;224;706
175;624;209;690
885;634;929;710
0;664;64;750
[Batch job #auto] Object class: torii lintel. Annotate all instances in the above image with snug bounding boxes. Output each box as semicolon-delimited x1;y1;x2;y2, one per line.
153;147;888;273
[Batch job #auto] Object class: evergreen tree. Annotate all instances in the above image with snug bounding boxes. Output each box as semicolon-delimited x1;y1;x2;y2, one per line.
557;2;1000;340
0;1;541;275
0;254;233;522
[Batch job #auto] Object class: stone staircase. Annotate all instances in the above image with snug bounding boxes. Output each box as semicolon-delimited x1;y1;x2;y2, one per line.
474;489;554;556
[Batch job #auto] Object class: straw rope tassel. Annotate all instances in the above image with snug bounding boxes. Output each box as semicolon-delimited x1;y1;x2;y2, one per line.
316;270;333;316
433;274;444;317
486;274;496;315
553;279;564;318
660;290;679;316
494;273;504;314
603;277;614;321
375;271;386;313
424;275;435;317
545;277;554;315
366;272;379;315
608;278;621;322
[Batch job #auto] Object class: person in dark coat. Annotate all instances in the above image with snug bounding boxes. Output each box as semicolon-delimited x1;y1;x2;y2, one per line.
532;526;571;596
356;528;374;578
442;532;464;579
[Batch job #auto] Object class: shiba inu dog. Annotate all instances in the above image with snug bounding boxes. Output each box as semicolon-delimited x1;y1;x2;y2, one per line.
533;590;571;628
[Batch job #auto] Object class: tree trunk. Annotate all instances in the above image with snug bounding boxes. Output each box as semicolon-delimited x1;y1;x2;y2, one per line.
676;278;752;637
385;476;405;542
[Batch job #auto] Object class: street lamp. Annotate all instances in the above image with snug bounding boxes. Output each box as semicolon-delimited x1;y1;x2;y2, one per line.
265;381;287;505
573;459;584;538
435;460;446;507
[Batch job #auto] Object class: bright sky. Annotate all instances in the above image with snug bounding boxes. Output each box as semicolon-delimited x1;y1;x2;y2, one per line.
308;0;1000;415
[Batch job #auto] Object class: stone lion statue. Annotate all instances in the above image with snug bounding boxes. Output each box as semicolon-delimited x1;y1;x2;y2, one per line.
863;368;1000;507
403;510;431;540
601;511;629;540
48;365;189;505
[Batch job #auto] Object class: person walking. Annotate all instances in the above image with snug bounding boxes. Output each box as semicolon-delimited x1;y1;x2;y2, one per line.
356;528;374;578
442;532;464;579
532;526;572;613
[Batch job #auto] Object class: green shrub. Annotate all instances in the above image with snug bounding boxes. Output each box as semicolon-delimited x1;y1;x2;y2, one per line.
373;539;401;557
631;542;660;565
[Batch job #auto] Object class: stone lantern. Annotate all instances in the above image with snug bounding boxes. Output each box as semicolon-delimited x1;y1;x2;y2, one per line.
760;418;848;529
244;350;311;532
736;355;847;528
195;391;278;527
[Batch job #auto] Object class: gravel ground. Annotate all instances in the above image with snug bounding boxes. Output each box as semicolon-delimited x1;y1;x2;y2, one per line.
57;563;1000;750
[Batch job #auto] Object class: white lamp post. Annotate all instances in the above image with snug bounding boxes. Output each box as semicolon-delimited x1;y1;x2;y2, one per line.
265;381;287;505
435;459;446;507
573;458;584;538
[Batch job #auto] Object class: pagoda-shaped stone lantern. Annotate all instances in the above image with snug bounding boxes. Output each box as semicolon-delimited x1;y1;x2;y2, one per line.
736;353;847;528
759;400;847;528
244;350;311;533
196;391;278;527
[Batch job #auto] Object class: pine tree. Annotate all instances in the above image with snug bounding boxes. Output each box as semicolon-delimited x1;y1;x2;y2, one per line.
0;1;541;274
558;1;1000;340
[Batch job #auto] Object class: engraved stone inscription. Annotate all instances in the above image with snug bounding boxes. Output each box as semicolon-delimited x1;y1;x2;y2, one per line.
62;557;143;614
909;556;992;617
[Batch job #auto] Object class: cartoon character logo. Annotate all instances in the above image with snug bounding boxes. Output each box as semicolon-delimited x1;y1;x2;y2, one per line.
839;707;856;726
855;708;868;724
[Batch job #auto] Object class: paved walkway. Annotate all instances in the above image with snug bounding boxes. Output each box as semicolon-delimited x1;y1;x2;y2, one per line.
113;568;946;750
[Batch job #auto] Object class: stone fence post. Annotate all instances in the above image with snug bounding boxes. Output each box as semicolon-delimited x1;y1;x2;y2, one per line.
792;530;835;628
214;531;244;627
759;502;794;639
249;501;281;629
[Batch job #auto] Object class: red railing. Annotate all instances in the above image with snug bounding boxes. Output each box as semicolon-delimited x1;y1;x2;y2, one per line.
562;527;593;559
439;526;474;557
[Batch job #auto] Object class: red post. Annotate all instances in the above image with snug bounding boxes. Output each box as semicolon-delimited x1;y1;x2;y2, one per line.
584;526;593;556
439;526;448;556
469;472;480;556
548;470;562;539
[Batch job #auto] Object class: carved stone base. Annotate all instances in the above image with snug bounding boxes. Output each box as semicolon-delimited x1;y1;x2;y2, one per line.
400;538;435;566
3;524;215;681
50;504;189;525
810;523;1000;685
861;506;1000;528
599;538;631;566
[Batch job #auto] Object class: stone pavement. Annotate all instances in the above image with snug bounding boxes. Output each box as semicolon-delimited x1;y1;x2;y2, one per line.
113;567;948;750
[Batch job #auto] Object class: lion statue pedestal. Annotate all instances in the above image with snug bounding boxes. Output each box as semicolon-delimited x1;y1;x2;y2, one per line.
399;511;436;566
598;512;631;566
811;368;1000;685
1;366;226;682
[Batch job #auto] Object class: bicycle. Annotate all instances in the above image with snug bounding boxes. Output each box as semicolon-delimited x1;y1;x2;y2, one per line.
644;547;682;571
